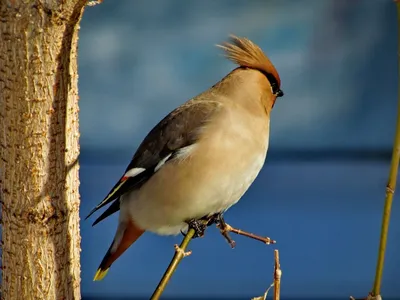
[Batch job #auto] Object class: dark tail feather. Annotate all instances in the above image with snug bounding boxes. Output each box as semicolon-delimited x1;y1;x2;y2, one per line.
92;199;121;226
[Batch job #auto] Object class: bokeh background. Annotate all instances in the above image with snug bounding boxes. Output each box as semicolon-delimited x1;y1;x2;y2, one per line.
79;0;400;299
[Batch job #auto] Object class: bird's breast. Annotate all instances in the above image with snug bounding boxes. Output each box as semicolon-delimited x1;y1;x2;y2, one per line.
192;107;270;208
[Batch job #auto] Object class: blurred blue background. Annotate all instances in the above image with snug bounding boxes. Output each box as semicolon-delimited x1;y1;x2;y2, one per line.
79;0;400;299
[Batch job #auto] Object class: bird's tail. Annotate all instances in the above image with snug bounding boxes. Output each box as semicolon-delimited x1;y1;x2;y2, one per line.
93;220;145;281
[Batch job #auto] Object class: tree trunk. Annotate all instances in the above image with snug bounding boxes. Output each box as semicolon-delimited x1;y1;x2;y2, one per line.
0;0;87;299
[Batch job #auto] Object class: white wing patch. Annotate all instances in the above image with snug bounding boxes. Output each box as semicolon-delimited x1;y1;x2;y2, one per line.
154;154;172;172
174;144;197;161
153;145;197;173
124;167;146;178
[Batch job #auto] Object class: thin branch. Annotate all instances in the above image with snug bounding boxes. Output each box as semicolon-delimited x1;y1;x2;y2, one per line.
220;223;276;246
251;249;282;300
251;283;274;300
371;0;400;297
274;250;281;300
150;217;276;299
350;2;399;300
150;228;195;300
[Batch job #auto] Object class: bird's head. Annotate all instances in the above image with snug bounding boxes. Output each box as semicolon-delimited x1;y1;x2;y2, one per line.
217;35;284;109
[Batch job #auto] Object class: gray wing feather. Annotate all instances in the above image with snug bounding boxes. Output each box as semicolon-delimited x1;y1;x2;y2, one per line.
86;100;220;225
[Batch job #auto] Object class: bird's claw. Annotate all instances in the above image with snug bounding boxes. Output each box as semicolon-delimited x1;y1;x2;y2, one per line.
185;219;207;238
207;213;236;248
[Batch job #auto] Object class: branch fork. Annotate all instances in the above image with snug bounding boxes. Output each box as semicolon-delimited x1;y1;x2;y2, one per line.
173;244;192;257
150;216;277;300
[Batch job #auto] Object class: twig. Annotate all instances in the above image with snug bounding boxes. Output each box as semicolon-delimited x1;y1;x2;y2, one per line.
351;2;400;299
349;294;382;300
150;228;195;300
251;249;282;300
371;0;400;298
220;223;276;245
350;2;400;300
251;283;274;300
151;216;275;299
274;250;281;300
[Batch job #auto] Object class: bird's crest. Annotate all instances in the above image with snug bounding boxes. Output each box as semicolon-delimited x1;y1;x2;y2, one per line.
217;35;281;89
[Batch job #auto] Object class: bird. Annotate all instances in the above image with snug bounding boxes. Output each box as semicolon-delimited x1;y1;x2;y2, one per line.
86;35;284;281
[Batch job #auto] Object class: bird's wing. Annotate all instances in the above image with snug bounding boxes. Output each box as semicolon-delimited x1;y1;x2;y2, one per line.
85;100;221;226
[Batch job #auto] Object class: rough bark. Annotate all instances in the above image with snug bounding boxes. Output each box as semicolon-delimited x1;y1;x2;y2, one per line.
0;0;87;299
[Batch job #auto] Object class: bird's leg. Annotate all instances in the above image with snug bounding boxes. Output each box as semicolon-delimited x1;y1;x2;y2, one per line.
185;219;207;238
211;213;236;248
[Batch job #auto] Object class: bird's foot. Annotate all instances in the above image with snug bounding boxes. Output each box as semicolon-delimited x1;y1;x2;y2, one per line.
185;219;207;238
205;212;227;227
208;213;236;248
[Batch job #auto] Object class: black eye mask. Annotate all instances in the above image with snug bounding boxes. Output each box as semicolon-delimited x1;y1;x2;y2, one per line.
264;72;284;97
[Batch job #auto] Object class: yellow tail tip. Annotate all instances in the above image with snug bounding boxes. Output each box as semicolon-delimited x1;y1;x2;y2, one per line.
93;268;109;281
